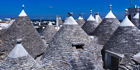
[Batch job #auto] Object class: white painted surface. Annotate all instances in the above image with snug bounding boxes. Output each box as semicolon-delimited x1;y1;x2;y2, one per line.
87;14;95;21
120;16;135;27
105;11;116;18
19;10;27;17
8;44;28;58
64;16;78;25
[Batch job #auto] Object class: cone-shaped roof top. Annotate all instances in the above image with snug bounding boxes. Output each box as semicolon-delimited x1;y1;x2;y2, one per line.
87;10;95;21
77;15;85;26
93;6;120;45
87;15;95;21
8;43;28;58
120;16;135;27
104;18;139;54
0;9;45;59
95;13;102;23
104;10;140;65
133;52;140;58
105;5;116;18
82;10;99;35
78;16;84;20
133;52;140;63
105;11;116;18
133;13;139;19
41;13;101;70
104;9;139;51
64;16;78;25
0;39;40;70
19;5;27;17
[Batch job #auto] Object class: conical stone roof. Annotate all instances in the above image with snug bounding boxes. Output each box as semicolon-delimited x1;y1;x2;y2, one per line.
43;24;57;44
0;5;45;60
76;15;85;26
0;41;40;70
93;5;120;45
41;14;103;70
104;14;140;65
82;10;100;36
87;14;95;21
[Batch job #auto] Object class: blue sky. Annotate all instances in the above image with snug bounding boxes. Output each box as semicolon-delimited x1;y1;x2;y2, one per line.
0;0;139;20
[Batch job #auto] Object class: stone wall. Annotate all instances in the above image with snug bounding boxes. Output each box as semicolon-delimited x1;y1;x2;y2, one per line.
93;18;120;45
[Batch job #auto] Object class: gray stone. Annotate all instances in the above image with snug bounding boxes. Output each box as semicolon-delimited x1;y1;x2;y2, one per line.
76;19;85;26
41;24;104;70
104;25;140;69
93;18;120;45
82;21;99;36
132;18;139;29
43;25;57;44
0;55;41;70
0;16;45;61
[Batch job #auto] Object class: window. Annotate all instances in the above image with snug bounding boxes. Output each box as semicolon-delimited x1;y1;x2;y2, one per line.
72;43;84;49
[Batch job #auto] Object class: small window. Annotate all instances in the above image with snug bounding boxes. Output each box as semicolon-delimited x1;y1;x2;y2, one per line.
72;43;84;49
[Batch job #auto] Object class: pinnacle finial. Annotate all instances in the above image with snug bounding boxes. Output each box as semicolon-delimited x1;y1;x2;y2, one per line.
109;4;112;10
90;9;92;15
16;38;22;44
95;12;99;15
56;16;58;18
68;12;73;16
22;4;24;9
125;9;128;16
